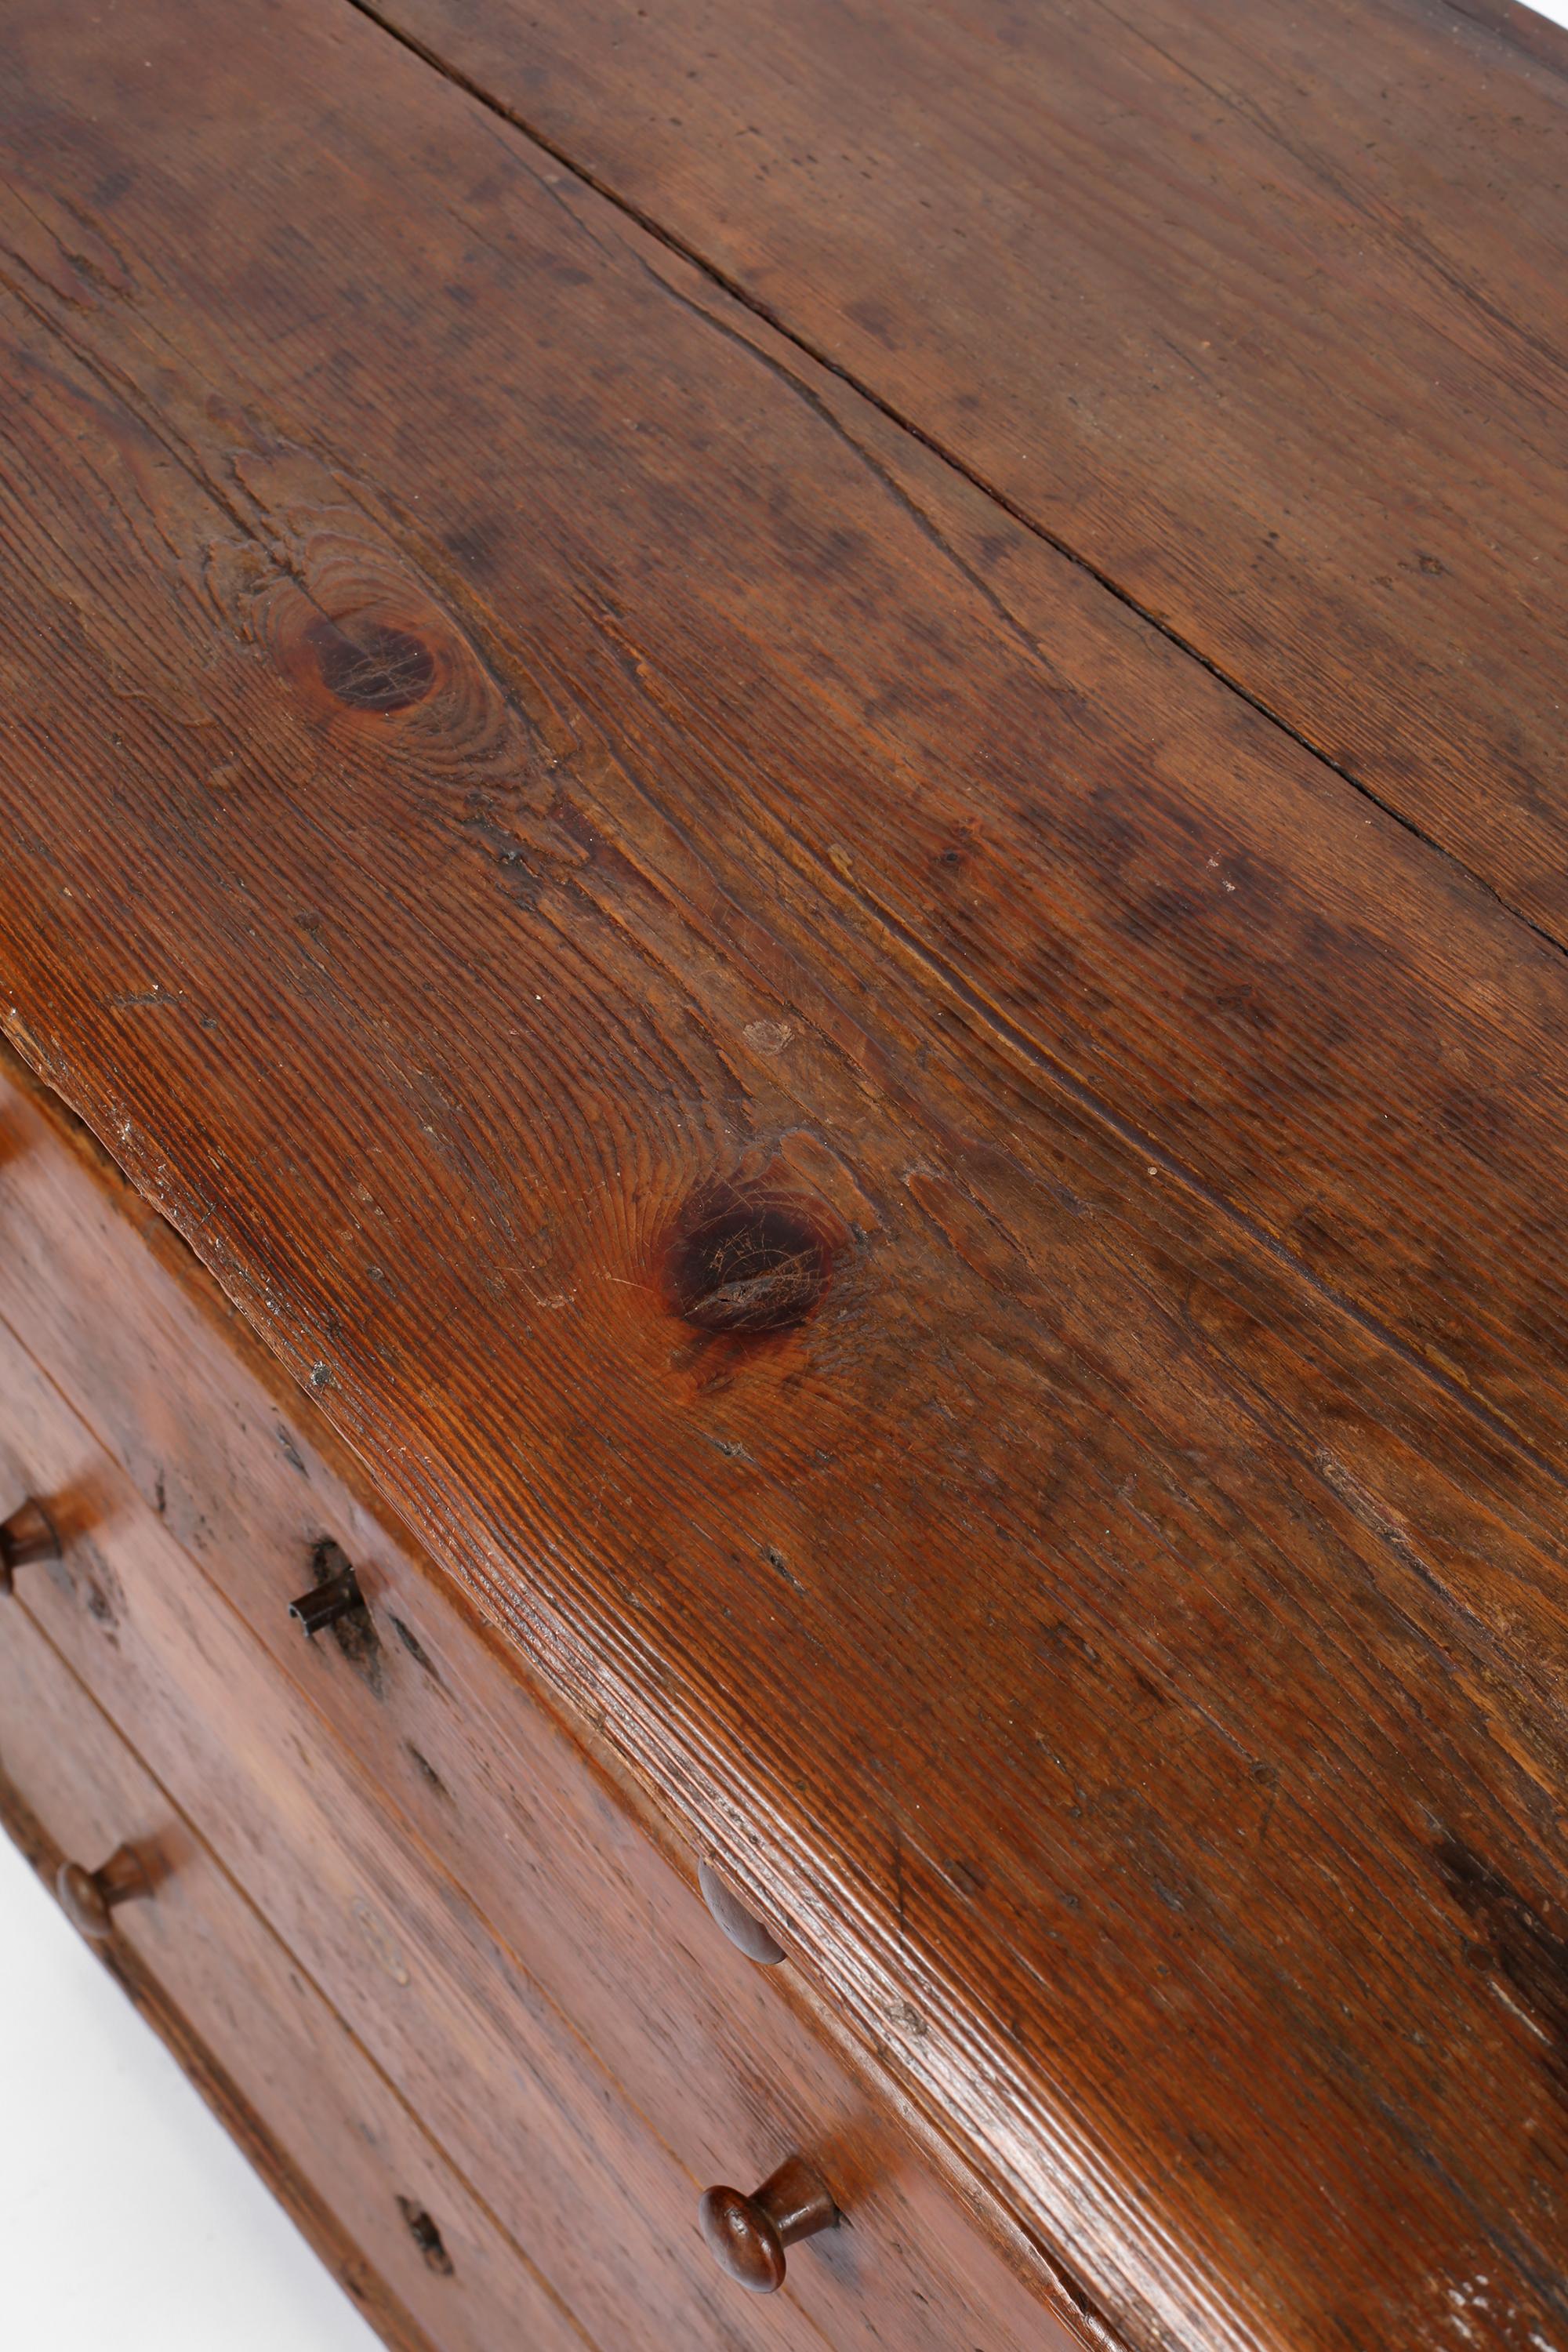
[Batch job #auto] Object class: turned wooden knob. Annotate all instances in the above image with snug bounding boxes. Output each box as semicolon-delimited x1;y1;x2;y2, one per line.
699;2154;837;2292
0;1496;60;1592
56;1843;151;1939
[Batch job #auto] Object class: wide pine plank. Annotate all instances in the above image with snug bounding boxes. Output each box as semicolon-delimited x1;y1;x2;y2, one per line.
2;5;1566;2349
363;0;1568;939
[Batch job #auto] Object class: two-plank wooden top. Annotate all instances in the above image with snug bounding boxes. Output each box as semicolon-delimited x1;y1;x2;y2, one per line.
1;2;1565;2347
367;0;1568;934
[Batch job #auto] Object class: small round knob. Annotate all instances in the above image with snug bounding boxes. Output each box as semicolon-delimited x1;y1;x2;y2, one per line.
699;2154;837;2293
56;1843;151;1940
698;1860;787;1966
0;1496;60;1592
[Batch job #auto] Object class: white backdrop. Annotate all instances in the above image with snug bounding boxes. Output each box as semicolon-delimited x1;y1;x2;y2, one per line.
0;1835;379;2350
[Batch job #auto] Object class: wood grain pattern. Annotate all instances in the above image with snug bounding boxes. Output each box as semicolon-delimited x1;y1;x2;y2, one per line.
359;0;1568;936
0;1606;587;2352
0;5;1565;2348
0;1050;1095;2352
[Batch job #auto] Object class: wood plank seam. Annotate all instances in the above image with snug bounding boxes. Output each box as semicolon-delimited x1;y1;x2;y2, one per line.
577;249;1568;1501
335;0;1568;967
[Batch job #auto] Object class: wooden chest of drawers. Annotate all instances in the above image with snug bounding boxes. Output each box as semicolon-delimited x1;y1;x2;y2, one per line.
2;1;1566;2346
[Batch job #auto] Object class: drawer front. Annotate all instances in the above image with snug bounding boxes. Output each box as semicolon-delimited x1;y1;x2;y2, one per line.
0;1599;584;2352
0;1058;1102;2352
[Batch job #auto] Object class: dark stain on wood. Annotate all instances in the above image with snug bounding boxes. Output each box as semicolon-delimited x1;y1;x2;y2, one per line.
404;1744;450;1802
1436;1836;1568;2105
368;0;1568;942
387;1614;442;1686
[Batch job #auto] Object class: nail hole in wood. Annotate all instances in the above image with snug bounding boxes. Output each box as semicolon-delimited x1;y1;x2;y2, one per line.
396;2198;454;2274
388;1611;442;1682
405;1743;450;1800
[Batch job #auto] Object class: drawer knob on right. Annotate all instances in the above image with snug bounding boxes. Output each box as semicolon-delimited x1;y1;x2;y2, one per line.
56;1843;152;1940
0;1496;60;1591
699;2154;838;2293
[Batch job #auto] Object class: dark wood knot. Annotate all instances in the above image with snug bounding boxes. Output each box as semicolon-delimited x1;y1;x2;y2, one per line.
666;1184;836;1334
699;2154;838;2293
57;1843;152;1940
0;1496;60;1592
304;616;437;712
